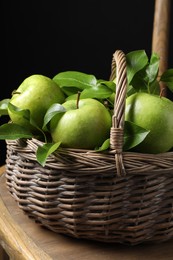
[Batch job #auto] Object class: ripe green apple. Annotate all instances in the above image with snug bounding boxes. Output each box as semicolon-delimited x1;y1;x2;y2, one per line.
125;92;173;153
8;74;65;131
50;98;112;149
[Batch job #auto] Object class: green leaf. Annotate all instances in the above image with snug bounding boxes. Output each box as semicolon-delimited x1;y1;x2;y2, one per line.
43;103;66;130
8;102;30;121
53;71;97;90
149;80;160;95
8;102;46;141
59;86;80;97
36;142;61;166
126;50;148;84
53;71;114;99
0;123;33;140
130;71;148;93
129;52;160;94
0;99;10;116
123;121;150;151
145;52;160;83
80;84;112;99
126;85;136;97
160;69;173;90
94;138;110;152
97;79;116;92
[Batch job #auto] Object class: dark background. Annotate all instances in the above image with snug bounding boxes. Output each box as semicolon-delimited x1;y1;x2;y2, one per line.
1;0;173;165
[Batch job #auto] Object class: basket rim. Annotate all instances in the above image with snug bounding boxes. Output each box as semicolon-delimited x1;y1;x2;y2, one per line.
5;138;173;177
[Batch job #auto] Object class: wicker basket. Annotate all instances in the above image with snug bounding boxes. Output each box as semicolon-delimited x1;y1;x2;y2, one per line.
5;48;173;245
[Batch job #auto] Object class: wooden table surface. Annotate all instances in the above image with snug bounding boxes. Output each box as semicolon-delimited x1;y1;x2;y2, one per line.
1;165;173;260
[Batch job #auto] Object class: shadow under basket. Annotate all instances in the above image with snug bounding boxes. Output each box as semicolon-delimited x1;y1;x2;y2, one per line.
4;50;173;245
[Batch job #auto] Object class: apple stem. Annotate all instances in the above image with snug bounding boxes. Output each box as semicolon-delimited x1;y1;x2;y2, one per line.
12;90;21;96
159;88;165;98
76;91;81;109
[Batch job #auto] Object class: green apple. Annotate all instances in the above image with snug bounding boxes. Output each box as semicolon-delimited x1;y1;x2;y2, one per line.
8;74;65;131
125;92;173;153
50;98;112;149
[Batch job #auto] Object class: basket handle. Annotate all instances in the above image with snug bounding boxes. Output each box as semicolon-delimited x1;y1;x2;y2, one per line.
152;0;171;96
109;50;127;177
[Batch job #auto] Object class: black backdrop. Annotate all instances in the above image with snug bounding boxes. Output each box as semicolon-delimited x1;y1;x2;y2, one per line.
1;0;173;165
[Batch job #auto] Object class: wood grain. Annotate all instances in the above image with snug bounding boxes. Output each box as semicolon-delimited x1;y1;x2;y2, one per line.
152;0;171;96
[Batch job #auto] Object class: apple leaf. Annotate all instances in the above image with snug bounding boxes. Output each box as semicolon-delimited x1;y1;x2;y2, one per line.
53;71;114;99
59;87;80;97
36;142;61;166
126;50;148;84
53;71;97;90
160;69;173;90
0;123;33;139
129;52;160;94
8;102;47;141
130;70;148;93
130;69;159;95
94;138;110;152
145;52;160;84
80;84;112;99
148;80;160;95
97;79;116;92
8;102;31;121
123;121;150;151
43;103;66;130
0;99;10;116
126;85;136;97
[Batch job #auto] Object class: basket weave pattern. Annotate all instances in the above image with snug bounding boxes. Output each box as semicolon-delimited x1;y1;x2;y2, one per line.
5;50;173;245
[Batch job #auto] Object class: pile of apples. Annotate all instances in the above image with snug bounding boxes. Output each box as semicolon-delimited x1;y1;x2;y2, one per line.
1;50;173;165
8;74;112;150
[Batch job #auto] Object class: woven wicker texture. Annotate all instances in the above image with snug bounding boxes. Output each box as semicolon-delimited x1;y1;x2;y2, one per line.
5;50;173;245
